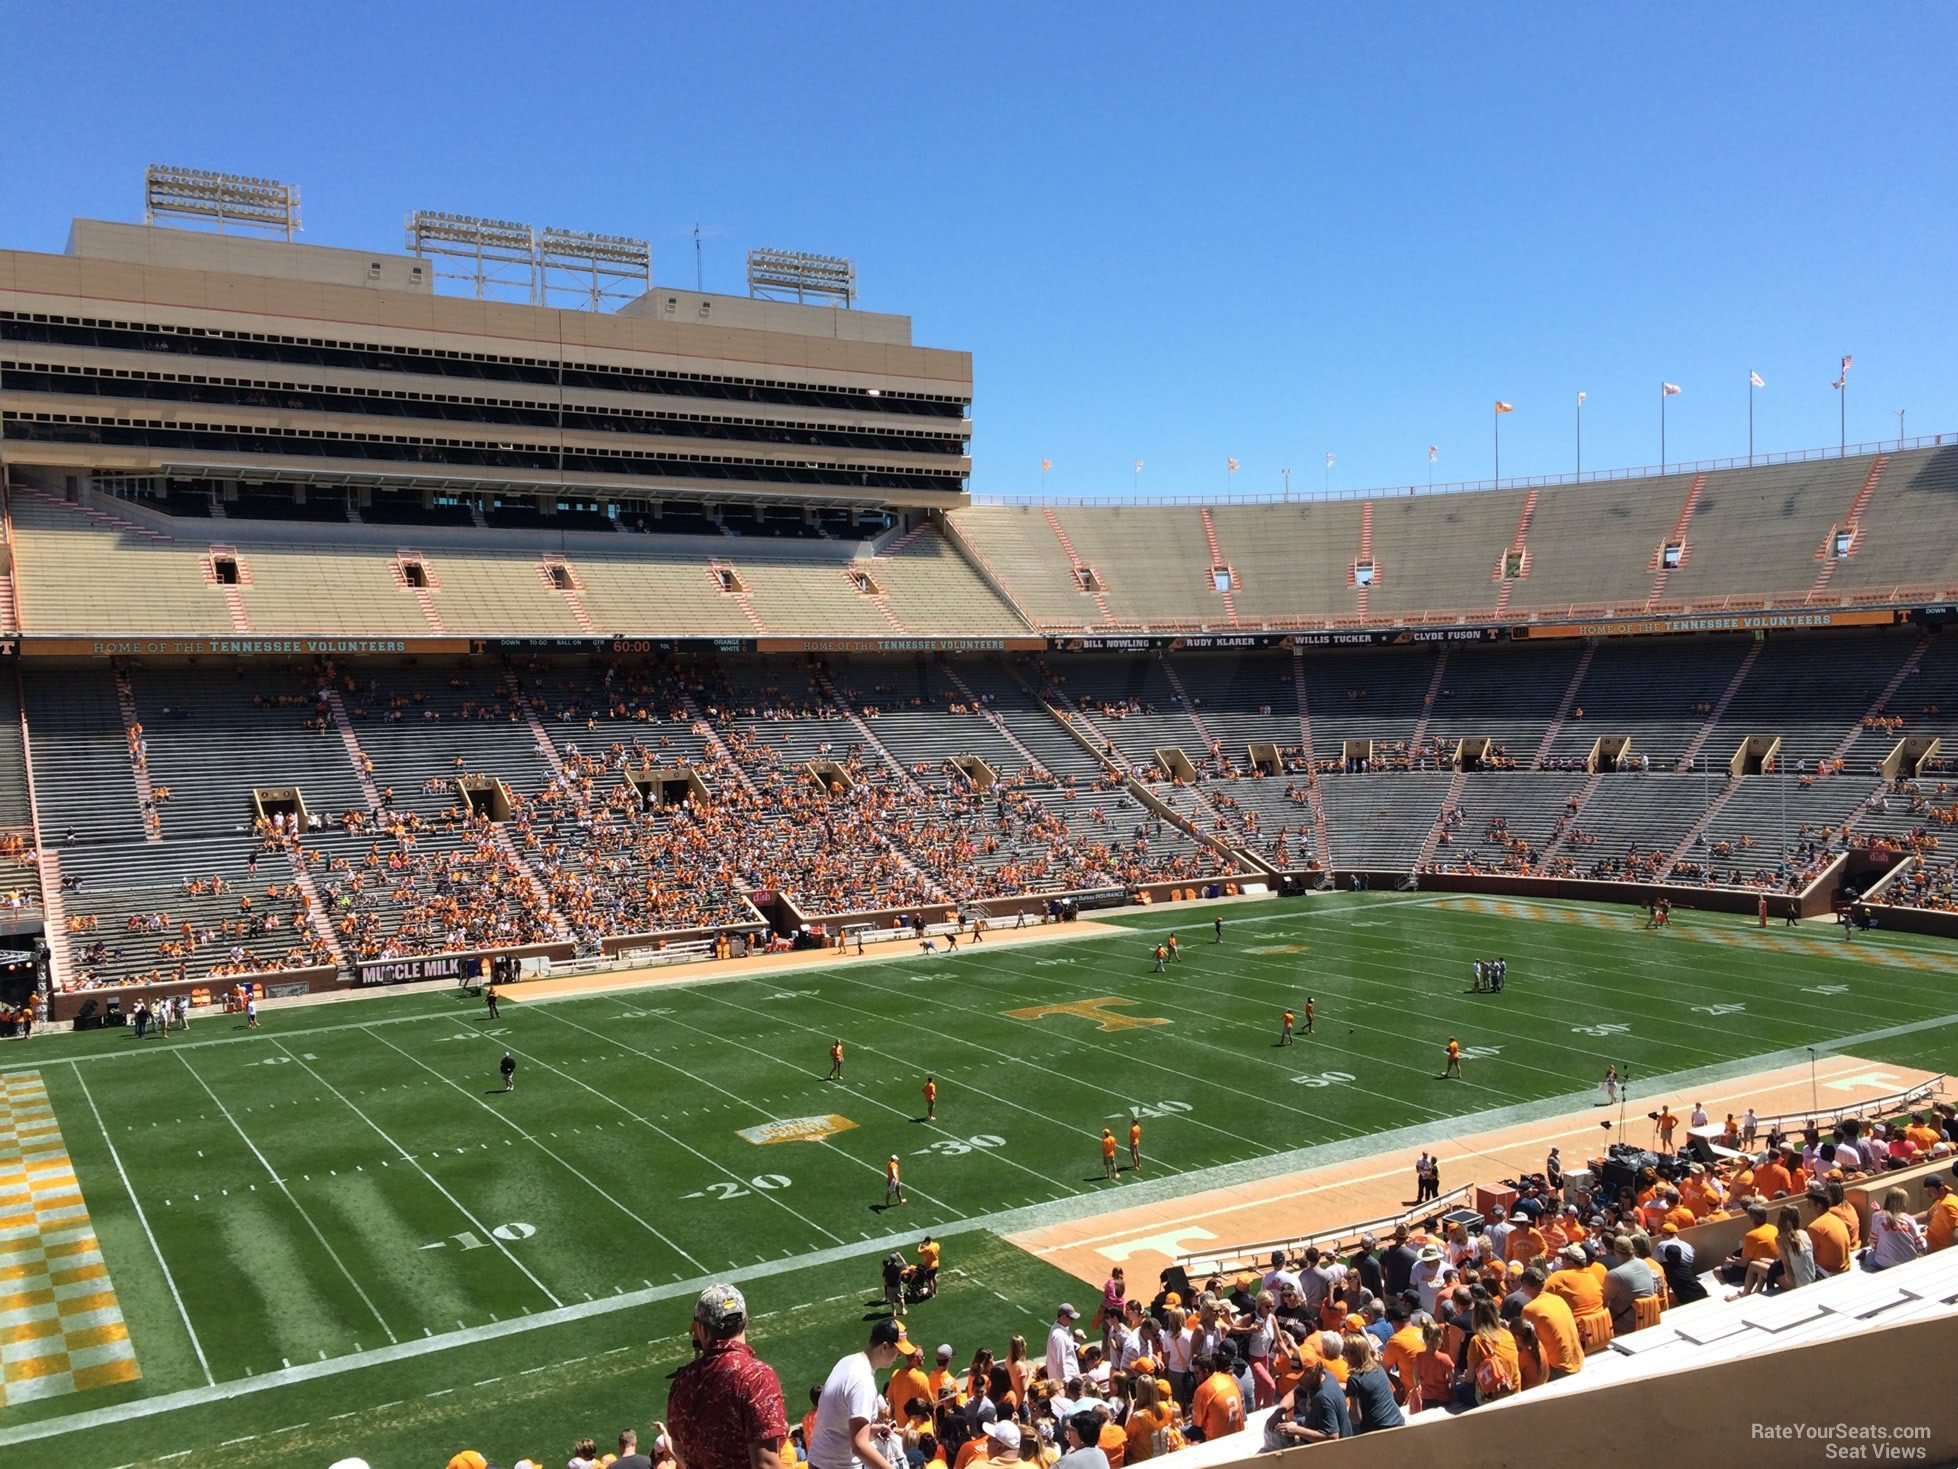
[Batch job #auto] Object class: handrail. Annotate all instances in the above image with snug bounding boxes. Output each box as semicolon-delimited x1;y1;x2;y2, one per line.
972;432;1954;508
1014;585;1956;638
1177;1184;1475;1275
1743;1074;1946;1140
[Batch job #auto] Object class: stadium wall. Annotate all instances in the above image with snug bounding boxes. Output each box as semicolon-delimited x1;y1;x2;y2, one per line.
1265;1311;1958;1468
50;963;340;1021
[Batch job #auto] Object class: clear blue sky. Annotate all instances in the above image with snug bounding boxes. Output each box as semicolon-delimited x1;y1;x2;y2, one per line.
5;3;1954;500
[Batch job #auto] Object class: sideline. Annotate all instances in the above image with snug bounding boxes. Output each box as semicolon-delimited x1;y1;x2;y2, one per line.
0;893;1447;1074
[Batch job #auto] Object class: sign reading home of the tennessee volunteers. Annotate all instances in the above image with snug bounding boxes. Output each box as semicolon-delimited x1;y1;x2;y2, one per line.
1003;998;1170;1032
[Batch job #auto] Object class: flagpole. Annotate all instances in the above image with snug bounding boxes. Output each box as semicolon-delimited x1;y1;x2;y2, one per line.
1660;384;1666;472
1493;407;1500;486
1840;377;1846;455
1576;393;1584;478
1748;376;1754;465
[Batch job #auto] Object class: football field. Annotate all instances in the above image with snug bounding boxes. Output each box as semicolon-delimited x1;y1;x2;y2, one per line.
3;891;1956;1467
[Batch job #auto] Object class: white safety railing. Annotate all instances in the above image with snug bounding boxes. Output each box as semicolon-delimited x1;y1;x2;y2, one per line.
1178;1184;1475;1276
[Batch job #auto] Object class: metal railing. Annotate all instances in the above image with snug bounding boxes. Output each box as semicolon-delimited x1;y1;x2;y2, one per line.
1177;1184;1475;1276
1746;1074;1946;1140
1013;586;1956;637
973;432;1954;509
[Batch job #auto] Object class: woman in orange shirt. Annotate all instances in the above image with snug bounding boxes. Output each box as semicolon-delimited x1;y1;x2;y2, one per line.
1414;1318;1456;1413
1005;1336;1033;1406
1459;1298;1519;1407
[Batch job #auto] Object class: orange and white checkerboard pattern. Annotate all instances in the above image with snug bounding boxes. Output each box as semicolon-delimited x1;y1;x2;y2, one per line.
0;1070;140;1404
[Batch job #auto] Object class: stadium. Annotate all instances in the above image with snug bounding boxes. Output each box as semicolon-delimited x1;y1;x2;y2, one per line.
3;117;1958;1469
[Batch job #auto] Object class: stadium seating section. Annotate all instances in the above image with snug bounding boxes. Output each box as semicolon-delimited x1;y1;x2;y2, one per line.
5;442;1958;995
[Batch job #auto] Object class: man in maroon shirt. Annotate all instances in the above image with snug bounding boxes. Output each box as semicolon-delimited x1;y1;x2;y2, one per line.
664;1283;790;1469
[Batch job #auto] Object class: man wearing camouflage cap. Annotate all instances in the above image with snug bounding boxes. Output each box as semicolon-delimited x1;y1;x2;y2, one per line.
664;1282;790;1469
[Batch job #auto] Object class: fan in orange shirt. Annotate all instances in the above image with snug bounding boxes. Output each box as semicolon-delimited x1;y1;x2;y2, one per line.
1102;1129;1120;1180
1924;1175;1958;1251
1754;1151;1797;1199
923;1075;937;1122
1189;1356;1244;1440
1442;1037;1462;1079
1544;1245;1608;1339
1738;1202;1779;1262
1804;1190;1854;1274
1507;1219;1547;1264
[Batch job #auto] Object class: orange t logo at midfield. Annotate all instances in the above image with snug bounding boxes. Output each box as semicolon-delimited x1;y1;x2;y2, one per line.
1004;997;1170;1032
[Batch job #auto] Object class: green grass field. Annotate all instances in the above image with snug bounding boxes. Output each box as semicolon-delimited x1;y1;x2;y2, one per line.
4;891;1957;1468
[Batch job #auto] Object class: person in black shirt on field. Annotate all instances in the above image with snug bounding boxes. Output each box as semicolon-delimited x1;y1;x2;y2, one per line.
499;1051;517;1092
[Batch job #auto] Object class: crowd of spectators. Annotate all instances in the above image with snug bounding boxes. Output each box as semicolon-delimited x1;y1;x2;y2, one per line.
408;1100;1958;1469
44;653;1958;1000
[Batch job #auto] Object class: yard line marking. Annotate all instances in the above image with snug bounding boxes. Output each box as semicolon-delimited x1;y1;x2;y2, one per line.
1114;952;1587;1096
0;1041;1889;1453
689;974;1285;1152
0;1006;483;1073
361;1027;706;1274
536;1010;900;1230
795;955;1335;1145
266;1041;564;1311
1182;920;1744;1077
1388;908;1948;1038
586;997;1077;1197
175;1053;400;1345
1279;913;1952;1067
73;1066;213;1387
471;1016;854;1246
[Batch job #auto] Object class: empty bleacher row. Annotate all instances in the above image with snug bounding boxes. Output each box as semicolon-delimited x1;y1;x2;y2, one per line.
6;485;1023;638
949;444;1958;631
8;443;1957;644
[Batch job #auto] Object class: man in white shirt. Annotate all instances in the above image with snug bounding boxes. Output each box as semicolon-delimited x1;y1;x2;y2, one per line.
1045;1303;1082;1383
1259;1249;1300;1302
810;1319;905;1469
1112;1300;1150;1373
1080;1342;1112;1390
1690;1102;1709;1129
1410;1245;1448;1315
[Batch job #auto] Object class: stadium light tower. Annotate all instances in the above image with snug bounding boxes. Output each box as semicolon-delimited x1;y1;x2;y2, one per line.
538;227;652;312
746;247;857;308
406;211;538;304
144;164;300;239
